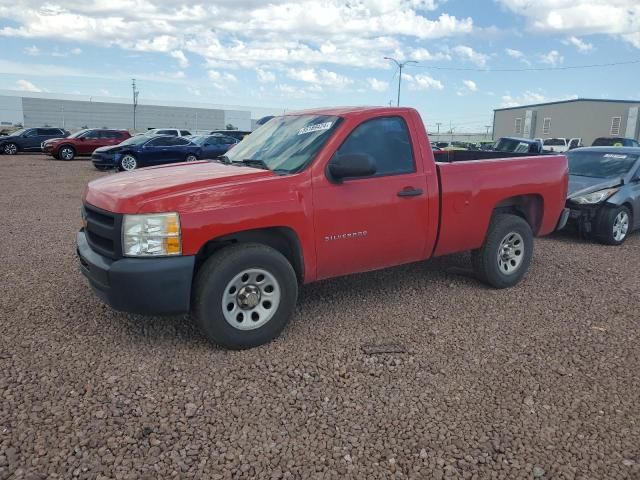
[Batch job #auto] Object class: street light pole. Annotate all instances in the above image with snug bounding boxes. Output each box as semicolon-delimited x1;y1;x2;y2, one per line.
132;79;139;131
384;57;418;107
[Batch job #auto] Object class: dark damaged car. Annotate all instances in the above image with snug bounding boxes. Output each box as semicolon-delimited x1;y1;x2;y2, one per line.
565;147;640;245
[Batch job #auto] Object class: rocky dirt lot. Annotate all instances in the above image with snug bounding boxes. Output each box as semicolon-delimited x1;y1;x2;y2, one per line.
1;154;639;479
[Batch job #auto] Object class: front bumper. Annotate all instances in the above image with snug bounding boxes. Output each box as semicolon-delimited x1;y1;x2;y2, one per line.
566;203;600;233
77;230;195;315
92;152;118;168
41;142;55;155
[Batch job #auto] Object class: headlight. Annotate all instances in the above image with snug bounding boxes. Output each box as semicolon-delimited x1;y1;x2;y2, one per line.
122;213;181;257
570;188;619;205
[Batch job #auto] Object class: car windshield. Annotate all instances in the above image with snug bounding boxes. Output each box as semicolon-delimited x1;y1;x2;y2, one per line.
189;136;205;145
568;151;638;178
119;135;151;146
543;138;565;146
11;129;27;136
224;114;341;173
494;138;532;153
69;129;90;138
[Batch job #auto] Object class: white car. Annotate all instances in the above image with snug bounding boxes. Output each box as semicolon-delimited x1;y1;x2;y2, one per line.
535;137;582;153
144;128;192;137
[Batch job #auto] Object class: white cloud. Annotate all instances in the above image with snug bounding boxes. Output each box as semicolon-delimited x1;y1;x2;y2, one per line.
406;73;444;90
287;68;352;89
564;36;593;53
409;47;451;61
71;47;82;55
500;90;578;108
24;45;39;55
505;48;523;59
453;45;489;66
496;0;640;49
539;49;564;66
463;80;477;91
0;1;474;69
367;78;389;92
15;79;42;92
208;69;237;90
256;68;276;83
169;50;189;68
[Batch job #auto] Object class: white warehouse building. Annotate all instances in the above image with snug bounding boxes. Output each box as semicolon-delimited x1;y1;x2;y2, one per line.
0;90;281;132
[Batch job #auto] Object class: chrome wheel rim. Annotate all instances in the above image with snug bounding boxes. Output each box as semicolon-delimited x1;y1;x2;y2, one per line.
186;155;197;162
121;155;137;171
61;148;73;160
613;211;629;241
497;232;524;275
222;268;281;331
4;144;17;154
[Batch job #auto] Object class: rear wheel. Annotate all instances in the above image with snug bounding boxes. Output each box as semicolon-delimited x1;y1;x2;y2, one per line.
3;143;18;155
192;243;298;349
185;154;198;162
472;214;533;288
595;205;631;245
59;145;75;161
118;154;138;171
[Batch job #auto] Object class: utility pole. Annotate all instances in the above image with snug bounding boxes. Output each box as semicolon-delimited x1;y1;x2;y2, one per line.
61;105;65;129
484;125;492;138
435;122;442;134
383;57;418;107
132;79;139;131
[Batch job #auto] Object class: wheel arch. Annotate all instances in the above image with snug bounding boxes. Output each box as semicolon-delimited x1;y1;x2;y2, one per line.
493;194;544;235
194;227;304;283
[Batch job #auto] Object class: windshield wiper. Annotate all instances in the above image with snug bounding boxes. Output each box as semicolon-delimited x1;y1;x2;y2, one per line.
232;158;271;170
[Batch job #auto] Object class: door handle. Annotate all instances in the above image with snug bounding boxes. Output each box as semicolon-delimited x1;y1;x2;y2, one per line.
397;188;424;197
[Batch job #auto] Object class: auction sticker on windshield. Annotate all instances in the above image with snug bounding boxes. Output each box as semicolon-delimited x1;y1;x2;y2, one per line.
298;122;333;135
604;154;627;159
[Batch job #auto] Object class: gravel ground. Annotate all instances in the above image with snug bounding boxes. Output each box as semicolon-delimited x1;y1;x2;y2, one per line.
1;154;639;480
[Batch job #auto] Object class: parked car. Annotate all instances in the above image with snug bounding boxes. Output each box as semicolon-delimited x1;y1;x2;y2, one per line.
0;127;68;155
145;128;192;137
42;129;131;160
565;147;640;245
534;137;582;152
91;135;200;171
210;130;251;141
77;106;569;349
189;134;238;159
591;137;640;147
493;137;544;154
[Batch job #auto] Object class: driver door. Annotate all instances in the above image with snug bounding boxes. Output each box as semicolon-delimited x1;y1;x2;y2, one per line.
312;116;429;280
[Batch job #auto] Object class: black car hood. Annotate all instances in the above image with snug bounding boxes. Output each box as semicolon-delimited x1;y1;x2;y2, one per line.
0;135;19;142
568;175;622;199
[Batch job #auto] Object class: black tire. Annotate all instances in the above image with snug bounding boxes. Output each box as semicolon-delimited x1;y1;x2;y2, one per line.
3;142;18;155
472;214;533;289
185;154;198;162
594;205;632;246
58;145;76;161
118;154;138;171
192;243;298;349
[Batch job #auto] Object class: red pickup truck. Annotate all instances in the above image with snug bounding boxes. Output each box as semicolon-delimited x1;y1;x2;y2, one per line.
77;107;569;349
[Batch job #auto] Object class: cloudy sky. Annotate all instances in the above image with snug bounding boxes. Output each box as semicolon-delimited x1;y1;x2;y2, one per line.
0;0;639;131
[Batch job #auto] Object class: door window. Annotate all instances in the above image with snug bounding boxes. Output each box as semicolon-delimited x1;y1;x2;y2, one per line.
333;117;415;176
180;130;191;136
171;137;190;146
147;137;173;147
24;129;39;137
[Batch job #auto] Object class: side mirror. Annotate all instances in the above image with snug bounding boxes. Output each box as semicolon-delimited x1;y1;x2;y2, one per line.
328;153;376;182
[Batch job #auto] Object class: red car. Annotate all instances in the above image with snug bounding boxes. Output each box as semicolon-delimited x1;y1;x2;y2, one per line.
43;129;131;161
77;107;569;349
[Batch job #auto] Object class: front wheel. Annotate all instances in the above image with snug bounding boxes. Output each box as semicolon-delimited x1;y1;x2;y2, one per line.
472;214;533;289
185;154;198;162
595;205;631;245
118;154;138;171
192;243;298;349
3;143;18;155
59;145;75;161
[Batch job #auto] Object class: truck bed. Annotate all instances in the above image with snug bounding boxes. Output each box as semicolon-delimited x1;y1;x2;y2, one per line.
432;154;569;257
433;150;553;163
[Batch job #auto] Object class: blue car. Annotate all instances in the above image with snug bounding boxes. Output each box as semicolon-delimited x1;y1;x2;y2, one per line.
92;135;201;171
188;134;238;159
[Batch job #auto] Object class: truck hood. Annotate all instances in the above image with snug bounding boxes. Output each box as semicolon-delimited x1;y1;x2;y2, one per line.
567;175;622;199
84;161;274;213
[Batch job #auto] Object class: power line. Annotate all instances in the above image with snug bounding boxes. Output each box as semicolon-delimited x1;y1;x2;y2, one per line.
407;58;640;73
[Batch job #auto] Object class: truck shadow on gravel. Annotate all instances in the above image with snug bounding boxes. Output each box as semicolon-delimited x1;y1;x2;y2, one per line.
109;253;475;348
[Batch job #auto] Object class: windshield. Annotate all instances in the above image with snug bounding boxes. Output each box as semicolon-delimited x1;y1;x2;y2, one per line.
10;129;27;136
494;138;532;153
189;136;205;145
568;151;638;178
224;114;341;173
118;135;151;146
543;138;565;146
69;129;90;138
